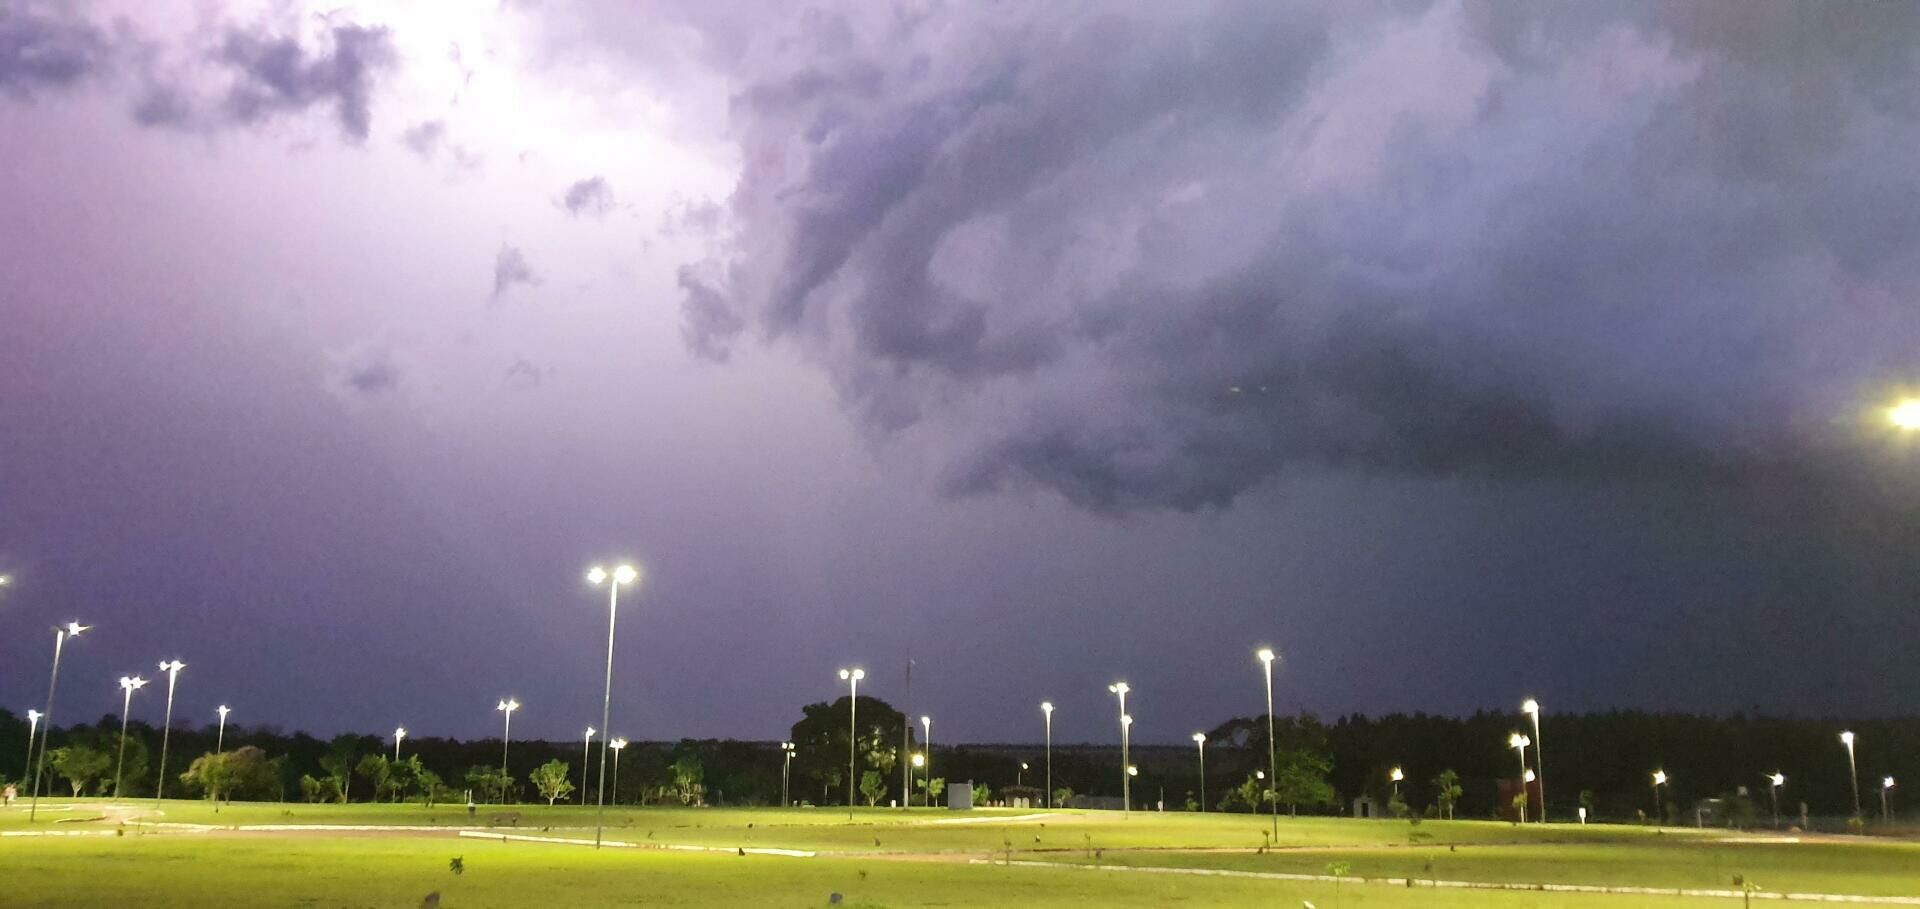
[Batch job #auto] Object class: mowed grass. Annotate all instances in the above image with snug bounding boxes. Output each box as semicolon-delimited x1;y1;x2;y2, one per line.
8;801;1920;905
0;833;1736;908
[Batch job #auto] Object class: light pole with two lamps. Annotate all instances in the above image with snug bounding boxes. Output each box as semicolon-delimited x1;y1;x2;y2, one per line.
114;676;148;801
28;621;88;822
838;667;865;817
1257;647;1279;839
1041;702;1054;809
1192;732;1207;812
1108;682;1131;816
496;698;520;802
154;659;186;801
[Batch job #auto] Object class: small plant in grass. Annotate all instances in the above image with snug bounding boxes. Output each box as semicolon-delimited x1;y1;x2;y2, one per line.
1326;861;1352;909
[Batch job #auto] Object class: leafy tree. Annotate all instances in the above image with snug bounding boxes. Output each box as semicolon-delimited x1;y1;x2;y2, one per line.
671;754;705;806
926;777;946;804
860;770;888;806
1388;789;1409;818
1051;786;1071;808
385;755;417;803
298;774;338;803
1432;769;1463;820
971;780;991;807
788;695;906;806
50;744;111;796
180;748;263;806
1272;747;1335;816
464;765;513;803
531;759;575;805
319;735;358;803
355;754;391;804
415;766;445;806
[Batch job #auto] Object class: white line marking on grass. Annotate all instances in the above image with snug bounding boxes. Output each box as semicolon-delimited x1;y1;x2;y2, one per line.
928;813;1065;825
972;859;1920;905
1;829;123;838
456;830;814;857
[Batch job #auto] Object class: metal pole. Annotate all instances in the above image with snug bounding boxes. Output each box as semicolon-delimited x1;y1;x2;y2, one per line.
29;630;68;822
1531;707;1546;823
1198;738;1206;812
1263;662;1277;838
847;674;859;817
501;708;512;802
114;687;134;800
595;580;620;847
157;667;180;801
1044;709;1052;809
902;658;912;809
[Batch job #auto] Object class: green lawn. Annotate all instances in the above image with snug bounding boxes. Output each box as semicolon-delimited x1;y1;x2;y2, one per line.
0;833;1733;908
6;801;1917;906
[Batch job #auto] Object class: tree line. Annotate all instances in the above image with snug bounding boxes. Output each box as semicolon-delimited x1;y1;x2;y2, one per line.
3;705;1912;825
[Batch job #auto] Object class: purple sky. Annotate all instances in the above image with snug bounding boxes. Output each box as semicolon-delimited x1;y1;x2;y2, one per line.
2;0;1919;747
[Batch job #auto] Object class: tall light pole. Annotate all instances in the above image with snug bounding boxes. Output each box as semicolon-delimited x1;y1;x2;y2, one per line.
1767;772;1785;829
1521;698;1545;822
216;706;232;755
1508;733;1531;823
23;709;42;779
114;676;149;801
393;726;406;762
1192;732;1207;812
780;742;795;808
154;659;185;801
838;667;864;817
580;726;596;806
1651;770;1668;824
1889;398;1920;431
29;621;88;822
496;698;519;802
1841;730;1861;820
1390;766;1404;801
1108;682;1130;816
911;752;925;804
1257;647;1279;838
609;738;628;806
1883;777;1897;824
1041;702;1054;809
587;563;638;848
920;715;932;807
1019;762;1029;788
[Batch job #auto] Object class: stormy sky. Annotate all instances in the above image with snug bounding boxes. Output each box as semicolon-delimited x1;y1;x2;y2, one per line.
2;0;1918;747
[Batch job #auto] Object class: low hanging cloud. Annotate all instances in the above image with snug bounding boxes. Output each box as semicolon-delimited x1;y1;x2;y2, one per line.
0;3;109;98
676;0;1920;512
492;244;538;299
559;176;615;217
324;337;406;405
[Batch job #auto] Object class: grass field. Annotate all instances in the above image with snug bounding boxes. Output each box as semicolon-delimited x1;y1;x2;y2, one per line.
4;800;1917;907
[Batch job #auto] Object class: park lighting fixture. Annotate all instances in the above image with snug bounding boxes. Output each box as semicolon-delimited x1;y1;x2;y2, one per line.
23;709;42;774
609;737;629;806
1524;769;1537;783
1193;733;1208;812
1508;733;1532;823
1127;765;1138;777
580;726;596;805
496;698;521;800
1884;776;1899;824
1841;730;1862;819
155;660;186;801
114;676;149;801
1890;398;1920;430
393;726;406;761
1767;772;1786;828
779;741;796;807
1109;682;1131;816
587;562;640;847
911;752;925;767
1041;702;1055;808
838;668;865;816
1651;769;1669;823
216;706;233;755
920;715;933;805
1521;698;1546;822
27;620;90;822
1256;647;1280;839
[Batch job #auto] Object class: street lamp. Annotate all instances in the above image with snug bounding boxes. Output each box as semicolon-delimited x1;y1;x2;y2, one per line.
154;659;186;801
1019;762;1029;788
217;706;233;755
1192;733;1207;812
1882;776;1897;824
393;726;406;762
1257;647;1279;839
1108;682;1130;816
780;742;796;808
1041;702;1054;809
838;668;865;817
1390;766;1404;801
1889;398;1920;430
1841;730;1862;820
609;738;628;806
1651;770;1668;824
1767;772;1785;829
23;709;42;779
587;563;639;848
496;698;520;802
114;676;149;801
920;715;932;807
1521;698;1545;822
1508;733;1531;823
580;726;596;805
29;620;87;822
911;751;926;805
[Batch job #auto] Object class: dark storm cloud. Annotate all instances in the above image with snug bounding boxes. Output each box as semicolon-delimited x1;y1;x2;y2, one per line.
677;0;1920;512
324;338;404;401
212;23;397;142
401;118;444;156
0;2;108;97
492;244;537;299
559;176;615;217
